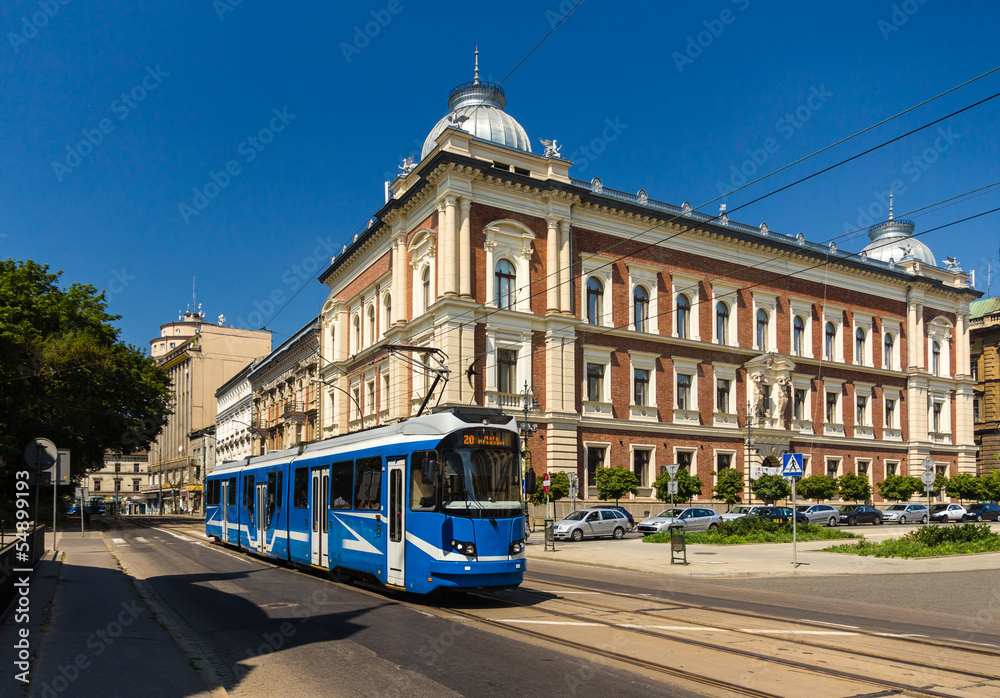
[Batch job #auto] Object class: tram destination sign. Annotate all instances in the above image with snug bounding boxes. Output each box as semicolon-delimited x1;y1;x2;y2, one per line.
461;429;516;448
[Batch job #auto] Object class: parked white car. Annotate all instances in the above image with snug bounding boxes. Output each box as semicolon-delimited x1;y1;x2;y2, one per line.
929;503;967;523
638;507;722;534
721;505;772;522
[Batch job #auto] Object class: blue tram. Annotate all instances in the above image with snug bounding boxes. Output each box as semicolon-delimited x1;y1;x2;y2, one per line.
205;409;527;594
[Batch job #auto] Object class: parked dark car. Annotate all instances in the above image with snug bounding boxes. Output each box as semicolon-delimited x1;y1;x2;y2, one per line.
594;505;636;531
838;504;883;526
750;506;805;524
961;502;1000;522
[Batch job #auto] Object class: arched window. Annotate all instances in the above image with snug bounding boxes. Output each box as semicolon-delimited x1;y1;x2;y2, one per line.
677;294;691;339
884;333;894;369
855;327;866;364
633;286;649;333
382;293;391;332
421;267;430;312
825;322;837;360
367;305;376;345
793;315;805;356
932;340;941;375
716;301;730;344
586;277;604;326
756;309;769;351
353;315;361;352
495;259;516;310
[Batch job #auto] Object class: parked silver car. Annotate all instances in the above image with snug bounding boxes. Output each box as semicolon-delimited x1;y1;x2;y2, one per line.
881;503;929;524
637;507;722;534
795;504;840;526
721;505;772;522
552;508;630;542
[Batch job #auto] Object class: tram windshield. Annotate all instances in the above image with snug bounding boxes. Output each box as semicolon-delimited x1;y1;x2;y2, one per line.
439;446;521;519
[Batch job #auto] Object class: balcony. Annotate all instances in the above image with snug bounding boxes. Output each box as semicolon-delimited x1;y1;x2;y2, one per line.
282;401;307;423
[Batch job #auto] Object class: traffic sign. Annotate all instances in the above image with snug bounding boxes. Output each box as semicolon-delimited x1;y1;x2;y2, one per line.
921;456;935;472
667;481;678;495
781;453;804;477
923;483;935;493
665;463;680;480
543;473;551;494
920;469;936;486
24;438;58;470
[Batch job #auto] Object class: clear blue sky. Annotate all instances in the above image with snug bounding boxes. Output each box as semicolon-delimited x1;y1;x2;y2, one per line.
3;1;999;351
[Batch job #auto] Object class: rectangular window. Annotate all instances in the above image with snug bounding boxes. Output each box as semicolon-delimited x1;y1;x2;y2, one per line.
331;461;353;509
244;475;254;513
586;446;606;487
207;480;218;505
932;402;943;432
856;395;868;425
587;363;605;402
354;457;382;509
276;471;283;509
94;480;101;492
633;449;651;487
793;388;806;420
134;464;140;473
717;453;732;472
366;380;376;414
826;391;838;423
267;471;277;525
716;379;730;413
826;459;839;478
885;398;896;428
677;451;693;472
677;373;692;410
974;398;980;423
972;361;979;382
886;461;898;477
634;369;650;406
293;467;308;508
410;451;436;511
132;479;140;493
498;349;517;394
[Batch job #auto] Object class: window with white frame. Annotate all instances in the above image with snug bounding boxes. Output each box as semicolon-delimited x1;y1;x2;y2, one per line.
716;377;731;413
633;447;653;488
366;379;376;415
822;305;845;362
381;292;392;334
580;254;614;327
716;451;734;473
856;392;869;426
352;313;361;354
421;267;431;313
931;340;941;376
788;299;814;358
713;362;737;423
497;349;517;394
381;371;390;413
826;457;842;479
793;387;807;420
853;314;873;366
752;293;777;352
628;263;658;334
885;394;898;429
824;379;844;427
926;317;952;377
885;460;899;477
883;330;896;369
585;444;608;488
629;351;658;416
407;229;436;317
367;304;376;346
676;449;696;478
583;345;613;406
677;373;692;410
587;363;605;402
673;357;699;422
931;398;947;434
712;282;739;346
634;368;650;405
670;273;701;340
485;220;535;312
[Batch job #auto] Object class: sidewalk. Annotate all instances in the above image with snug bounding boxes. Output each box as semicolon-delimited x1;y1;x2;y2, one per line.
524;526;1000;577
0;531;220;698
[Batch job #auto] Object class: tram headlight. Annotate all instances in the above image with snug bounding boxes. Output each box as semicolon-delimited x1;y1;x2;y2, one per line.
450;539;477;557
509;540;524;555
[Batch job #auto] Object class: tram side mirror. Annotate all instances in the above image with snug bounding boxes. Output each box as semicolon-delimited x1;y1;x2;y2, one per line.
421;453;437;486
525;469;537;495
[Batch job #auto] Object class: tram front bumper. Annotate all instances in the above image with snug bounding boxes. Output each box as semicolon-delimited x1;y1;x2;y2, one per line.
427;557;525;589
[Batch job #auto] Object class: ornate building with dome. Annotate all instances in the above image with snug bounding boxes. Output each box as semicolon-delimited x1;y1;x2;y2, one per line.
313;57;979;507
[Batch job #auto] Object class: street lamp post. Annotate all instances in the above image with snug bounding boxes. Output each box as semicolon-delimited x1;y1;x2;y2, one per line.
746;399;757;505
520;381;538;514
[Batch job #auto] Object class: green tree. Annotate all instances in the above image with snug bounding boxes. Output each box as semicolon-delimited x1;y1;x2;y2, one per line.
750;474;790;504
945;473;983;504
528;471;569;506
928;474;948;498
877;474;920;502
0;260;172;512
654;468;702;504
838;472;873;503
797;474;839;503
981;470;1000;502
712;467;744;509
595;466;639;506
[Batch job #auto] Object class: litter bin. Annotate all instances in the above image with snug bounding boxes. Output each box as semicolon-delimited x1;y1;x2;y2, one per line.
544;518;556;551
668;523;687;565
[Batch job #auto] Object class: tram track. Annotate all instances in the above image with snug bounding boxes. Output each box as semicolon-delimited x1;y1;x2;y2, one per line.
447;586;999;697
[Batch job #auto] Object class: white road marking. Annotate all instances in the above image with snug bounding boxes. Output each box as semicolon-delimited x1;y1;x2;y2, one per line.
555;591;601;594
134;537;149;543
506;620;859;636
111;538;129;546
744;630;856;636
501;620;603;627
804;620;860;629
155;527;197;542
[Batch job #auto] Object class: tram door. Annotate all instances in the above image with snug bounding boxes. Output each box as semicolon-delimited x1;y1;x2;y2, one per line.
220;480;229;538
255;481;267;553
387;458;406;586
310;467;330;567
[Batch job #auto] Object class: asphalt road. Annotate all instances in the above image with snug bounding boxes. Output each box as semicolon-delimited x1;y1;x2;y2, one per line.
105;519;703;698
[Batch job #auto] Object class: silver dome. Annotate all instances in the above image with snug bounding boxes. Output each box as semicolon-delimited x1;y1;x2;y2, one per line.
860;199;936;266
420;53;531;160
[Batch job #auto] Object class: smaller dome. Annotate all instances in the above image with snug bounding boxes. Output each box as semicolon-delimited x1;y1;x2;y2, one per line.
420;51;531;160
860;195;936;266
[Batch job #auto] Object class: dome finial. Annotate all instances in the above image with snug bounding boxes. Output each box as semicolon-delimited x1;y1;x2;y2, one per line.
889;189;894;221
473;45;480;86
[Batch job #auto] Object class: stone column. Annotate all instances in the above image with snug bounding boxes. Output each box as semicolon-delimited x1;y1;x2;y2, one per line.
546;218;559;314
459;197;472;298
558;220;571;314
436;202;446;298
907;300;919;370
391;236;405;324
444;197;457;296
957;313;970;377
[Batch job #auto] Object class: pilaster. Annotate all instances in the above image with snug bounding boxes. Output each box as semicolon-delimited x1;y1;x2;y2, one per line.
459;197;472;298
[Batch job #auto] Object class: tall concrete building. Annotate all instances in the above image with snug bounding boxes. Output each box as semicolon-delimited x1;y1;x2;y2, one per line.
146;310;271;514
314;59;978;507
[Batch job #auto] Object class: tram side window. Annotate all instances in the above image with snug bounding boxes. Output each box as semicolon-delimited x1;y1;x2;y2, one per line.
266;472;277;526
244;475;254;513
228;477;237;505
330;461;353;509
354;457;382;510
276;471;283;509
207;480;219;506
293;467;308;508
410;451;436;511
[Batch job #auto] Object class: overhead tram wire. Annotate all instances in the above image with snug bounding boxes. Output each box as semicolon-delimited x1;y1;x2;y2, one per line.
438;86;1000;347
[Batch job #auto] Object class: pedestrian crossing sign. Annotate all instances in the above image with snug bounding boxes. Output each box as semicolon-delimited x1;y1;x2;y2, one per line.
781;453;803;477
